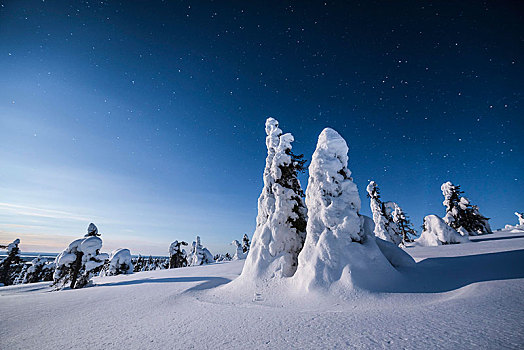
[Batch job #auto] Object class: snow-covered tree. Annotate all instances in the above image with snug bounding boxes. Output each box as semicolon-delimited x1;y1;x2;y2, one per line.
169;240;188;268
103;249;133;276
14;264;29;285
87;222;100;237
242;234;250;254
133;255;145;272
52;224;109;290
23;256;52;284
214;253;232;262
391;204;417;243
0;238;21;286
441;182;491;235
515;212;524;226
293;128;405;294
186;236;214;266
366;182;403;246
293;128;366;288
231;240;245;260
416;215;470;246
241;117;308;281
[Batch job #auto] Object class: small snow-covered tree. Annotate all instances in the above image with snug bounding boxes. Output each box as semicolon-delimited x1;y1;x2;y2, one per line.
186;236;214;266
169;240;188;268
242;234;250;254
87;223;100;237
231;240;245;260
241;117;308;281
103;249;134;276
52;224;109;290
391;204;417;243
441;182;491;235
0;238;21;286
515;212;524;226
416;215;470;246
133;255;145;272
366;182;403;246
23;256;47;284
14;264;29;285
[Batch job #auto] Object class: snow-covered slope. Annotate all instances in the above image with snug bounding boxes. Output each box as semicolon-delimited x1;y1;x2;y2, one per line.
1;228;523;349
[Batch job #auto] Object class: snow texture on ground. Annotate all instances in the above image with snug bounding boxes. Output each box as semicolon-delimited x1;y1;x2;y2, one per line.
1;228;523;349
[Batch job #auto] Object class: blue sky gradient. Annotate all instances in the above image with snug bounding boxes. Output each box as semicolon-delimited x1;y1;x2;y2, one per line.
1;1;522;255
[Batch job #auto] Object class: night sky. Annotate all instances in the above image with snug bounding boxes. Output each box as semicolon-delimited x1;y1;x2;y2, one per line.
1;1;522;255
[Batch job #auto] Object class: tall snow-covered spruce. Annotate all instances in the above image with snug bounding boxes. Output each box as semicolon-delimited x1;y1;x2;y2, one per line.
240;117;307;281
293;128;403;294
441;181;491;235
366;181;403;246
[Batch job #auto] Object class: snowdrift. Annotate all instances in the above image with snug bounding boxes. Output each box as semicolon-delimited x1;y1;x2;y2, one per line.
416;215;470;246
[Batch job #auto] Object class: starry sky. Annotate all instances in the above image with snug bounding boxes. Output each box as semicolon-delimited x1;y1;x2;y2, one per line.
0;1;522;256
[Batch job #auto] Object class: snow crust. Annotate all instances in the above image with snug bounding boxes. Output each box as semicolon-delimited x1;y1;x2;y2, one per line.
2;228;523;350
416;215;470;246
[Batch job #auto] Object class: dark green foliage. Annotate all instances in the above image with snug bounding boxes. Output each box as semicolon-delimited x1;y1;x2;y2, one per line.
242;234;250;253
169;241;188;268
0;239;21;286
275;149;308;237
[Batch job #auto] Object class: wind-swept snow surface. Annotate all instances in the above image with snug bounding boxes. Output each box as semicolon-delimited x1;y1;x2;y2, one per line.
1;229;523;349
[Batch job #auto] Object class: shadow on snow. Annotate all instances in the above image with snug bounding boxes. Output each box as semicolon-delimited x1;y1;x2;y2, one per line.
381;249;524;294
100;276;231;291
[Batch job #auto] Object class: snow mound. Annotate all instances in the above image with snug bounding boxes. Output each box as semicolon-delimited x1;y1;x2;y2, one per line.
103;249;133;276
293;128;398;296
416;215;470;246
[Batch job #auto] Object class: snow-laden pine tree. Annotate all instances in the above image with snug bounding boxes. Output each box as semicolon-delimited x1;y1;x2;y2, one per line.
231;240;245;260
186;236;214;266
242;234;250;254
441;181;491;235
293;128;402;293
391;204;417;243
87;222;100;236
366;181;403;246
416;215;470;246
240;117;307;281
23;256;47;284
14;264;28;285
169;240;188;268
52;223;109;290
0;238;21;286
102;249;134;276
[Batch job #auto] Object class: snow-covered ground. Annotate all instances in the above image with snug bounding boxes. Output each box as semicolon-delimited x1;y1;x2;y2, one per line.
1;228;523;349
